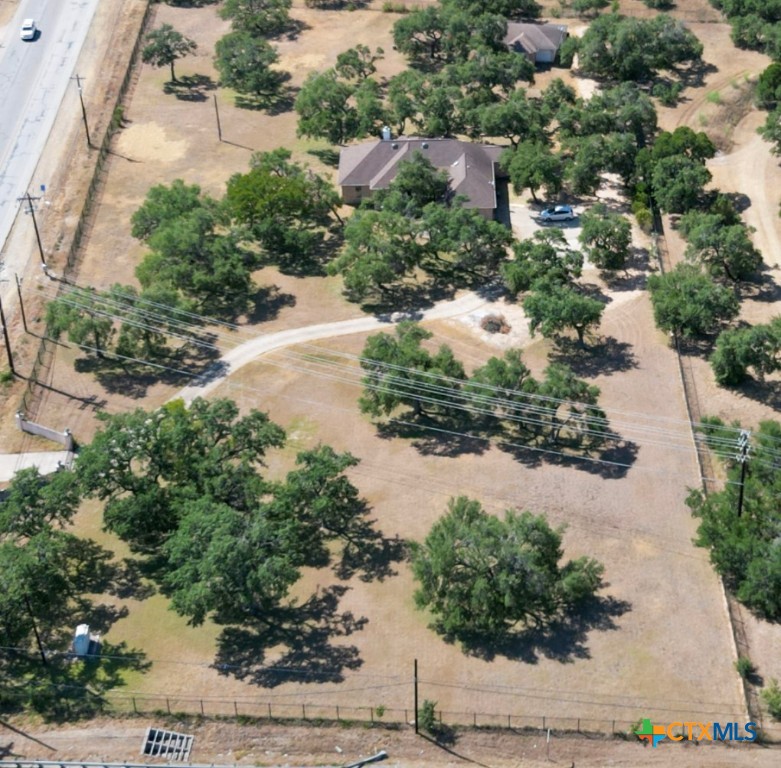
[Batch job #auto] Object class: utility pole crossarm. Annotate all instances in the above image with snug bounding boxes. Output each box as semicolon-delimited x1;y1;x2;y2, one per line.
735;429;751;519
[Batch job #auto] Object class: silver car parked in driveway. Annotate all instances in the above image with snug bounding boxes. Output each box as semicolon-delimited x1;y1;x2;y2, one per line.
539;204;576;223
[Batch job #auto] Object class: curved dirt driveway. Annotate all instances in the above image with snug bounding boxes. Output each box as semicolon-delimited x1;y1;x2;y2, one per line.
175;291;494;403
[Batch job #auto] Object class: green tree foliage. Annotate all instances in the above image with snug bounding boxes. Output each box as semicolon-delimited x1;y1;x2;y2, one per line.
392;5;507;72
219;0;293;38
46;287;115;358
444;0;541;18
0;468;106;657
479;89;549;148
135;204;254;316
688;418;781;620
679;210;762;282
756;62;781;110
651;154;711;213
468;352;610;451
335;45;384;81
411;496;604;642
578;204;632;273
649;125;716;163
572;0;610;18
647;263;739;337
328;209;422;301
422;205;513;279
759;106;781;156
141;24;197;83
295;70;354;143
523;279;605;345
214;31;287;101
226;149;339;265
502;229;583;296
359;322;466;421
371;153;453;215
130;179;209;241
76;398;373;626
502;141;562;202
77;398;286;550
710;319;781;386
577;14;703;82
715;0;781;56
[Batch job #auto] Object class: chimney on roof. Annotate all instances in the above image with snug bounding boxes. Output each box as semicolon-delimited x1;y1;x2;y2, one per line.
381;125;391;141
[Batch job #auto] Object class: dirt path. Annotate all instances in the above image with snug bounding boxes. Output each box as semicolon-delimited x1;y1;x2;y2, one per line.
5;716;779;768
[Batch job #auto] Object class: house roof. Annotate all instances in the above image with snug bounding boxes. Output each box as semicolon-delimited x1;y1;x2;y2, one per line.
338;138;504;210
503;23;568;55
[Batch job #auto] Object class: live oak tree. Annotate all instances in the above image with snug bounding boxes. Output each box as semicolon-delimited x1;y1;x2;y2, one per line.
328;209;423;301
226;149;339;266
214;31;287;102
502;141;562;202
0;468;106;662
577;14;703;83
141;24;197;83
219;0;293;39
130;179;212;242
76;398;373;626
651;154;712;214
647;263;739;338
467;351;610;451
710;319;781;386
578;204;632;274
523;279;605;346
46;287;115;358
502;229;583;296
135;205;255;316
295;70;361;145
688;418;781;620
359;322;466;422
335;45;384;81
411;496;604;643
679;210;762;283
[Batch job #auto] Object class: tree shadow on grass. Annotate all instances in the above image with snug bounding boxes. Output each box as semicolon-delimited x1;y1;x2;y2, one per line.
376;416;490;458
358;280;457;315
244;284;296;323
163;74;216;102
213;585;367;688
76;343;226;399
334;528;408;583
497;438;639;480
550;336;638;377
456;594;631;664
234;82;297;115
307;147;341;167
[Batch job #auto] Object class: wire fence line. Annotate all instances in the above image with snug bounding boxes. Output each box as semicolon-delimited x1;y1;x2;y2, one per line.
85;691;780;742
18;0;155;421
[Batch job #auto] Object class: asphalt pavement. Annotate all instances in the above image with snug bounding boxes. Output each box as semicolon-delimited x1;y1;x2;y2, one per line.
0;0;101;265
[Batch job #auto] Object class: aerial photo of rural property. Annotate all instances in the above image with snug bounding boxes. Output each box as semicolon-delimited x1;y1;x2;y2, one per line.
2;0;781;766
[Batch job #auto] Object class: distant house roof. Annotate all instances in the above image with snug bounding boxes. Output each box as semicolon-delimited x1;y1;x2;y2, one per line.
503;23;568;56
338;138;504;210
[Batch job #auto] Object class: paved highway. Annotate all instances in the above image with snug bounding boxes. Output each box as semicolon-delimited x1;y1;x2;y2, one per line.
0;0;100;269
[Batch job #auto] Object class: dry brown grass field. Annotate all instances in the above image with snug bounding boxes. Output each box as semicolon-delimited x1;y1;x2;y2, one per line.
2;0;781;762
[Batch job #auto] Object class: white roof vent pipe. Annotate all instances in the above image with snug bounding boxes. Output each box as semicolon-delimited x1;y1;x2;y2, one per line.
381;125;392;141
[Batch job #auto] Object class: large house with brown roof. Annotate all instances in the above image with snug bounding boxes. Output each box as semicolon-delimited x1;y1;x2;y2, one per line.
338;137;508;221
503;22;568;64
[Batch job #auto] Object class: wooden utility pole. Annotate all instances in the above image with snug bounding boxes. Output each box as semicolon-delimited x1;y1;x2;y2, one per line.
0;293;15;375
214;95;222;142
71;74;93;148
413;658;419;734
17;192;46;266
15;274;27;333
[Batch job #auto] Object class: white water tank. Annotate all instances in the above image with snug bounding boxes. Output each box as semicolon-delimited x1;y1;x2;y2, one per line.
381;125;391;141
